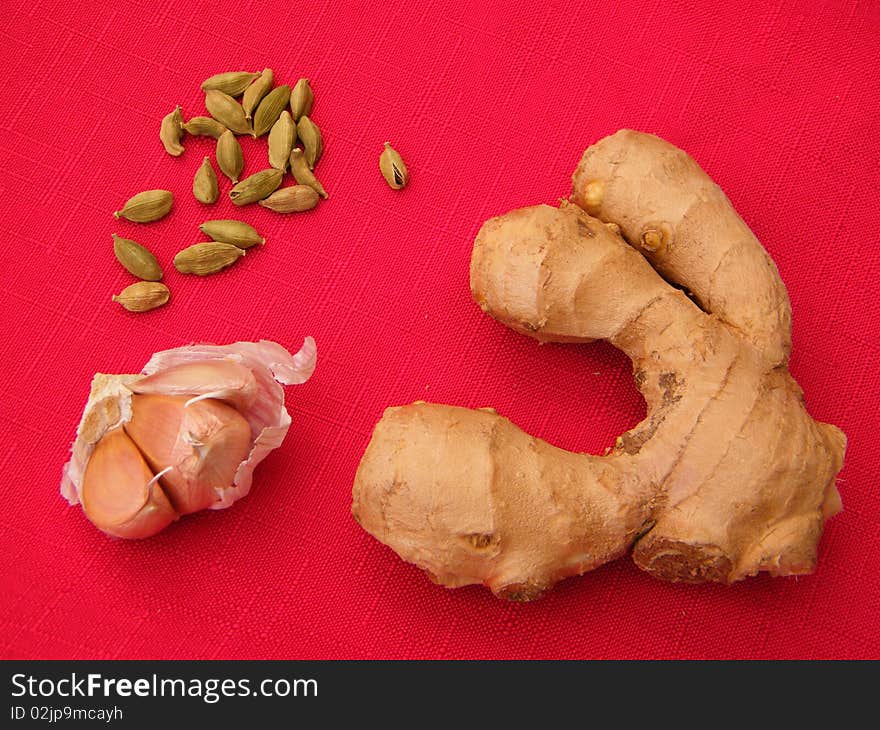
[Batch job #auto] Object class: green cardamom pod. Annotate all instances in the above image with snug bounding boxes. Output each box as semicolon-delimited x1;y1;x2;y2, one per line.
112;281;170;312
289;78;314;121
199;219;265;249
297;116;323;169
228;168;283;206
379;142;409;189
204;90;251;135
289;148;328;199
200;71;260;96
114;190;173;223
259;185;319;213
268;111;296;171
243;68;274;120
193;156;220;204
112;234;163;281
174;243;245;276
159;106;184;156
216;130;244;184
183;116;227;138
252;85;291;137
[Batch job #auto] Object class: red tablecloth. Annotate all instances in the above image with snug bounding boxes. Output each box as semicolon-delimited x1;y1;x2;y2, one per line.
2;0;877;660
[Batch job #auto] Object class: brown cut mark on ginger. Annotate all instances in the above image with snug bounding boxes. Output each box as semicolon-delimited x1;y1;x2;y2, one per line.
462;532;497;550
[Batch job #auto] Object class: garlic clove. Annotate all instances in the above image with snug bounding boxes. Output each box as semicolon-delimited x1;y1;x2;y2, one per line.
61;340;317;538
81;427;177;539
127;359;258;409
179;396;253;492
124;394;252;514
125;394;208;514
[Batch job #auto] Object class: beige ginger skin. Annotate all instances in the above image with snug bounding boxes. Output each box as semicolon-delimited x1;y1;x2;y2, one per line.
352;130;846;600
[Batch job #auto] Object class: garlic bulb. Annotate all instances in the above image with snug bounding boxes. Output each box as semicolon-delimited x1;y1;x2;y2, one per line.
60;339;317;538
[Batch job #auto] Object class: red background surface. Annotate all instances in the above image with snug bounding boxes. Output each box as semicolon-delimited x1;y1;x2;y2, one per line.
1;0;878;660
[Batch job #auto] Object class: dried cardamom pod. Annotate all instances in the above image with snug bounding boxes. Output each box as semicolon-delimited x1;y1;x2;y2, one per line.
113;234;163;281
259;185;319;213
268;111;296;171
159;106;184;156
289;78;314;121
228;168;283;206
204;90;251;135
199;219;265;249
114;190;173;223
252;85;291;137
297;116;323;169
200;71;260;96
112;282;170;312
193;156;220;204
379;142;409;189
173;243;245;276
289;148;328;199
183;116;227;139
216;130;244;184
242;68;274;120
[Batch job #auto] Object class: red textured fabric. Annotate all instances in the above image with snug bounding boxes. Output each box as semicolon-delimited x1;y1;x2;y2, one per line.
1;0;878;660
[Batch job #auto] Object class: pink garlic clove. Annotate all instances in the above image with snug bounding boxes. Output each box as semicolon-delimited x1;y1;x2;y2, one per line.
61;339;316;538
125;394;252;515
81;427;178;539
128;359;259;410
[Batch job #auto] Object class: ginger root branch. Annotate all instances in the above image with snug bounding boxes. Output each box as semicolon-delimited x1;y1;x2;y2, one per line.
352;131;845;599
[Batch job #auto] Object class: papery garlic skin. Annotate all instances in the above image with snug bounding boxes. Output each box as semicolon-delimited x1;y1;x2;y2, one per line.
129;360;259;410
60;374;138;508
61;338;316;538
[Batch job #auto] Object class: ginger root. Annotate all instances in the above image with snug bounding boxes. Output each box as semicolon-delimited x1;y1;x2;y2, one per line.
352;130;846;600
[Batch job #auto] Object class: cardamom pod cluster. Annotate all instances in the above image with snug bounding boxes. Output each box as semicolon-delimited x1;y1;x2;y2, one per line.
60;339;317;539
109;220;265;312
155;69;330;206
192;69;329;206
112;69;332;314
